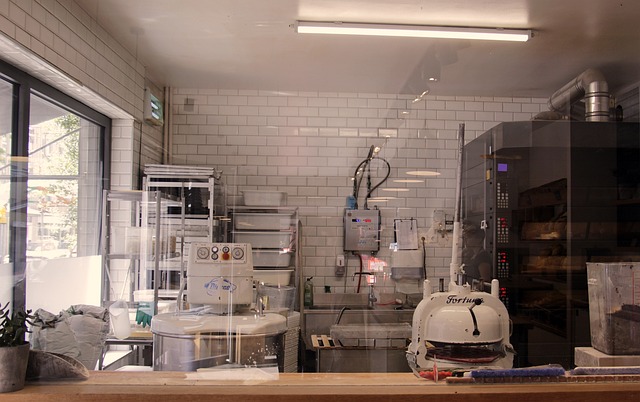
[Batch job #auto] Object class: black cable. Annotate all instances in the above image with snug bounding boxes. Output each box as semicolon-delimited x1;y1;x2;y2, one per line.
366;144;375;161
366;161;372;207
352;158;370;209
422;236;427;280
356;253;364;293
352;147;391;210
364;157;391;210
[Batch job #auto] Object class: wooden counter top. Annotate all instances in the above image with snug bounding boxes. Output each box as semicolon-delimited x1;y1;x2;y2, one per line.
4;371;640;402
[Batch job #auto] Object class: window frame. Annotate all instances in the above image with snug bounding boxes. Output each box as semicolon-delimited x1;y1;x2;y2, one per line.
0;59;111;312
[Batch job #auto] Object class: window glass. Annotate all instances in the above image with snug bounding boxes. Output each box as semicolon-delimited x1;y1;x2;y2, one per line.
26;95;101;260
0;58;110;326
0;78;13;304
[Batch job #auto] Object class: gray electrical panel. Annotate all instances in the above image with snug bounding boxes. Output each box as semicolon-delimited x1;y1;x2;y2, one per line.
343;209;381;252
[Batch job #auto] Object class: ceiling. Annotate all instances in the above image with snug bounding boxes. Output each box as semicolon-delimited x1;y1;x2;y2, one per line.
75;0;640;99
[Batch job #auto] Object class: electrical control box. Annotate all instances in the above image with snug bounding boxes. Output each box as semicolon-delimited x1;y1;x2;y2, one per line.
343;209;381;252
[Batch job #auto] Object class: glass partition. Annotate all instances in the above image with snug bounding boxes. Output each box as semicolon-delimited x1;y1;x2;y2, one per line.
0;78;14;305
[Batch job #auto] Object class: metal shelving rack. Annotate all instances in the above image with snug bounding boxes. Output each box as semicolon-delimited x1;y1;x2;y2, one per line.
100;189;178;369
142;164;226;254
101;189;183;317
141;165;227;311
101;189;143;306
139;191;185;314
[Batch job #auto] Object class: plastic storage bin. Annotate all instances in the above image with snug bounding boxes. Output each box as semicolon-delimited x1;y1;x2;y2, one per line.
242;190;287;206
234;213;293;230
253;249;292;267
586;262;640;355
232;231;292;249
257;284;296;310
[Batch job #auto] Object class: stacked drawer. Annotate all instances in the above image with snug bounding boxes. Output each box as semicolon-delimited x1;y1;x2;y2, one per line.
231;209;296;286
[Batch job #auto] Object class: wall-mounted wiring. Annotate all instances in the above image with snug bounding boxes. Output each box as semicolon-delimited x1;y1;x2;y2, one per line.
350;145;391;210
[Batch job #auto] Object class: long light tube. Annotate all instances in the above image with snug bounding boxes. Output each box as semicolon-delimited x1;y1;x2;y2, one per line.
296;21;531;42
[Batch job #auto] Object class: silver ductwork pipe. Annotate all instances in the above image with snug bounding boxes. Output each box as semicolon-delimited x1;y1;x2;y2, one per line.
547;68;610;121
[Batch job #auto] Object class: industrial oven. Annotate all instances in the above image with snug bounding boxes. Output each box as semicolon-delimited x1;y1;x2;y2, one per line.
462;120;640;368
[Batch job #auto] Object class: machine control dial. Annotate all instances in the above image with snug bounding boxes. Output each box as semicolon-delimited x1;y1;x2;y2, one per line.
196;246;210;260
232;247;244;260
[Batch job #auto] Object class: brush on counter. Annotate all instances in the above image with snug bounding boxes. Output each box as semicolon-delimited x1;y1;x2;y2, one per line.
445;364;565;384
446;365;640;384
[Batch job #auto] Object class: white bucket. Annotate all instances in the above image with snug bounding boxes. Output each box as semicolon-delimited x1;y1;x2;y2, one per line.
109;300;132;339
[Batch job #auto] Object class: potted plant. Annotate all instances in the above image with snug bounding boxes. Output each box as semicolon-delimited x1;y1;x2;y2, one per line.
0;302;33;393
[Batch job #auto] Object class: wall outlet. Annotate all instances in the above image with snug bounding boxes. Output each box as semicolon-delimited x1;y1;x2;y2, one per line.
336;255;345;267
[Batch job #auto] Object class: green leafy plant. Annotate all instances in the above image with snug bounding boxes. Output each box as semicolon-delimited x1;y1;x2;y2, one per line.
0;302;33;347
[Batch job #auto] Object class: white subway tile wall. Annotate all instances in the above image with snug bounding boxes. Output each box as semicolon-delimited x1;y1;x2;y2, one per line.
0;1;144;119
171;88;547;296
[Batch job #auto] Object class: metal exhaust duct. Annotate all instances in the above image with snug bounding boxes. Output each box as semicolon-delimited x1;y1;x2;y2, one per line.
547;68;610;121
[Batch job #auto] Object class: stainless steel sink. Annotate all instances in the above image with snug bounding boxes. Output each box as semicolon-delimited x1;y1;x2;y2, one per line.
330;322;411;347
303;307;415;373
303;292;416;372
315;347;411;373
303;307;414;349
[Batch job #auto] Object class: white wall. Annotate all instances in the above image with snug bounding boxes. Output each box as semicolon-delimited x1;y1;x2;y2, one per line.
0;0;143;118
170;89;547;296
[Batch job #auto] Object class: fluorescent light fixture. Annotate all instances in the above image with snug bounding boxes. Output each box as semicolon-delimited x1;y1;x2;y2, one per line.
368;197;398;202
393;179;424;183
406;170;441;176
296;21;531;42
